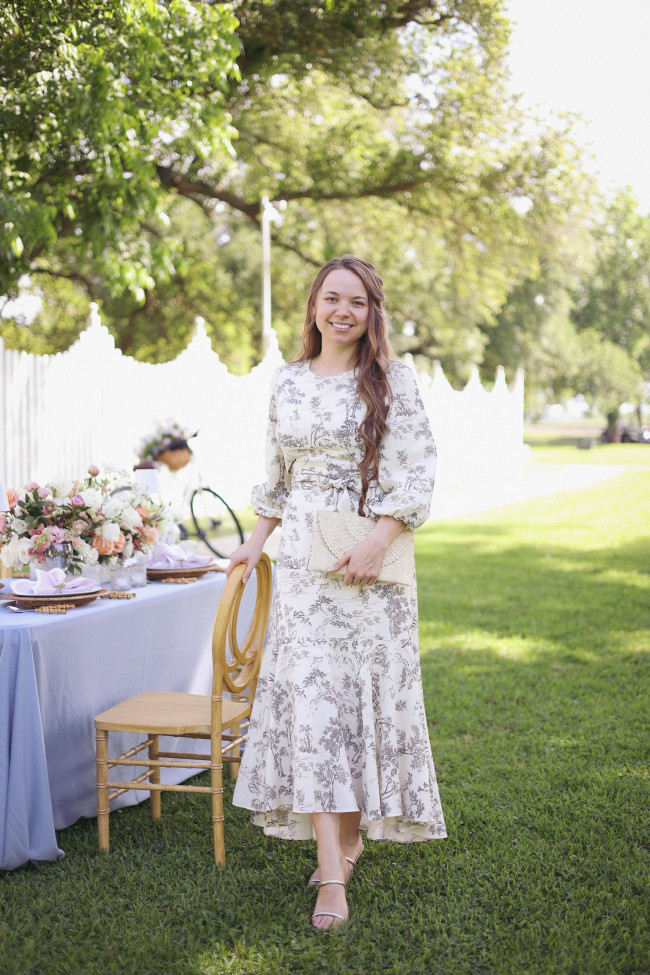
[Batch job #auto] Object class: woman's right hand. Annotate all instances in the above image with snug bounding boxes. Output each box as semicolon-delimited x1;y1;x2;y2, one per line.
226;537;265;583
227;514;279;582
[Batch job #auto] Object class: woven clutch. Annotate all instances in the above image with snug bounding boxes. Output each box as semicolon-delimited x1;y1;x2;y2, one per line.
308;510;415;587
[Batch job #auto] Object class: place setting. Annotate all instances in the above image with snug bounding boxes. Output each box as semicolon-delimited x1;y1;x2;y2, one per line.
145;541;228;583
2;567;108;614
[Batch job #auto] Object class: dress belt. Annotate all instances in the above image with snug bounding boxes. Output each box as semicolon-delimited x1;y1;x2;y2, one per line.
290;468;362;512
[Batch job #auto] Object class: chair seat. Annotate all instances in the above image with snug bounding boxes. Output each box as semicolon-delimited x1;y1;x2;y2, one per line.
94;690;250;736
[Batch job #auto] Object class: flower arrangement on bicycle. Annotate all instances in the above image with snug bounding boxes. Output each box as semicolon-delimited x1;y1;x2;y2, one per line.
137;421;197;470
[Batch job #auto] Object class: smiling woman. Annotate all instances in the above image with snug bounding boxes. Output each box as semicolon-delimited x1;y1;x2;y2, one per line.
226;255;446;932
313;267;370;360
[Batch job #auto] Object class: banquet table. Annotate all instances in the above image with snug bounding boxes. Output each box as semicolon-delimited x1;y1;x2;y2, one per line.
0;571;261;871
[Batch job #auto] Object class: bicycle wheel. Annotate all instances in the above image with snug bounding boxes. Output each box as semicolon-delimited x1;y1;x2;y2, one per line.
190;487;245;559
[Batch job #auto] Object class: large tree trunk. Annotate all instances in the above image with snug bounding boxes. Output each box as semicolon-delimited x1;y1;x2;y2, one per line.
604;408;620;442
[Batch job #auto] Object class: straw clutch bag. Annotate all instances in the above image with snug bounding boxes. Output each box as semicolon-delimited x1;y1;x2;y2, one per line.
308;510;415;587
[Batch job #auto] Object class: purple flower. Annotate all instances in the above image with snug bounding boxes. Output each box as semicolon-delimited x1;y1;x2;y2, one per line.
71;494;85;507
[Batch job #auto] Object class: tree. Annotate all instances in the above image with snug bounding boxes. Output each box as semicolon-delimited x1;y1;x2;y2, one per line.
1;0;595;384
571;189;650;374
0;0;240;297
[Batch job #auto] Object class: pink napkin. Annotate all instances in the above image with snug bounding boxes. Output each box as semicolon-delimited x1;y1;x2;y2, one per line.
147;543;214;570
11;568;99;596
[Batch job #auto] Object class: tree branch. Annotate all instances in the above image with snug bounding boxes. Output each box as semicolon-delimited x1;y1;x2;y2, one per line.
272;236;322;267
155;165;260;220
29;265;96;295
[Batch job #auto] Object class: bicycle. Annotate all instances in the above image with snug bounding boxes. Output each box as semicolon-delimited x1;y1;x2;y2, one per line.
136;433;245;560
180;484;245;560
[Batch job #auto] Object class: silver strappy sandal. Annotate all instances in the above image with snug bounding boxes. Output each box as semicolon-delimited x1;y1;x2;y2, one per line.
311;879;349;930
306;843;364;889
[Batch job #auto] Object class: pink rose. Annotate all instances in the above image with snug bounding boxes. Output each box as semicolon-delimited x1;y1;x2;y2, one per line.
24;480;39;492
88;465;100;477
92;535;115;556
0;514;7;535
38;487;51;499
71;495;85;507
6;489;18;511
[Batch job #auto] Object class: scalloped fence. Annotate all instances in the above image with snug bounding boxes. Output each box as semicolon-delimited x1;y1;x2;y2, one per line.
0;305;526;511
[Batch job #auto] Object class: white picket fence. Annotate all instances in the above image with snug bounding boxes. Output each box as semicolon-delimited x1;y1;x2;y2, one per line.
0;304;526;512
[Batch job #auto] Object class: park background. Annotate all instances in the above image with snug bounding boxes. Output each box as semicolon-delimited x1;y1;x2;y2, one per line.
1;3;648;974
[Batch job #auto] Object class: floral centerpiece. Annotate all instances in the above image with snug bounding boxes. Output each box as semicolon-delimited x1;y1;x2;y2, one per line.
0;466;179;574
137;421;197;470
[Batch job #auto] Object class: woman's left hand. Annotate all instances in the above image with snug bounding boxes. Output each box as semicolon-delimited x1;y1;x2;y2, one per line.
328;515;404;588
329;536;386;588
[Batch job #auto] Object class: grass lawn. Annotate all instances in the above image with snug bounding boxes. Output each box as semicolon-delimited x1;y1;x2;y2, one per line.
1;470;648;974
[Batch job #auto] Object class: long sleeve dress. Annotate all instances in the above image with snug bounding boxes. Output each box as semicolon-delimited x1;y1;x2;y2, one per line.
232;359;447;842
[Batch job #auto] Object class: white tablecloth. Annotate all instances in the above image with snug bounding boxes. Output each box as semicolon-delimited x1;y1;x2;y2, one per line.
0;572;260;870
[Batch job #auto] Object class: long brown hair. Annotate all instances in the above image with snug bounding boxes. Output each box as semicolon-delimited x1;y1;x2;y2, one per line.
297;255;394;514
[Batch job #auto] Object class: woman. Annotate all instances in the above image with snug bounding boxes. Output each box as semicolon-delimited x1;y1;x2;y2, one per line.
228;255;446;930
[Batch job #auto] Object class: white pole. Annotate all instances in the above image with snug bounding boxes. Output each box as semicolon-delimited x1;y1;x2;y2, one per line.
261;196;272;357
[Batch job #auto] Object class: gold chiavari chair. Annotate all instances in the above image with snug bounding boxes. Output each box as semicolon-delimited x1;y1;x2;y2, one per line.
94;555;272;865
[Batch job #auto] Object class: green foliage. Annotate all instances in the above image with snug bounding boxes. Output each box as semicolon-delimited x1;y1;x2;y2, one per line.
0;0;240;297
1;0;646;414
571;188;650;373
482;183;649;415
1;471;648;974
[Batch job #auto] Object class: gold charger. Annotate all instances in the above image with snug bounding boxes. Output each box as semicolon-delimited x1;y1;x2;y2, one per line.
2;588;108;610
146;564;222;581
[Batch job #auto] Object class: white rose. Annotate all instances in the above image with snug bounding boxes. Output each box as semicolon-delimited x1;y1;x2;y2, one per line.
81;488;103;509
0;539;19;568
47;478;75;499
120;506;143;533
97;521;121;543
71;537;97;560
10;518;28;535
122;538;134;559
17;537;33;564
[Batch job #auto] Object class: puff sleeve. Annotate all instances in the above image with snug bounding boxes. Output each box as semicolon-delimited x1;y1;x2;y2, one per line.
250;368;291;519
365;363;436;529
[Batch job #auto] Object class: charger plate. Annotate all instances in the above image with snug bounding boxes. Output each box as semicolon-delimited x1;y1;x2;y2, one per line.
146;564;222;580
2;589;108;610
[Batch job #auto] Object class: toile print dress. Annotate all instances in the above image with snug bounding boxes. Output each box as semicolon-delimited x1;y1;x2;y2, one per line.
232;359;447;842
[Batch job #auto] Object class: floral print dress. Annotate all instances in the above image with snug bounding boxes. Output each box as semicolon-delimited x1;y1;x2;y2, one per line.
232;360;447;842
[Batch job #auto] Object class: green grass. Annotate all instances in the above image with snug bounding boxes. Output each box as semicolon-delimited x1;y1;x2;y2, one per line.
1;472;649;974
529;442;650;467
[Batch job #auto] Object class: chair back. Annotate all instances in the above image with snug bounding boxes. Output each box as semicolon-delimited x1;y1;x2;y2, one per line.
211;555;272;702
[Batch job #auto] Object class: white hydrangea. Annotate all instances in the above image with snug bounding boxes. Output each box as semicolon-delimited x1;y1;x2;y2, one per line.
101;497;125;520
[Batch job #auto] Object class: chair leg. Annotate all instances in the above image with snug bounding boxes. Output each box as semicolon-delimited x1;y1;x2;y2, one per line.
149;734;161;820
211;748;225;866
229;718;241;778
96;729;110;853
